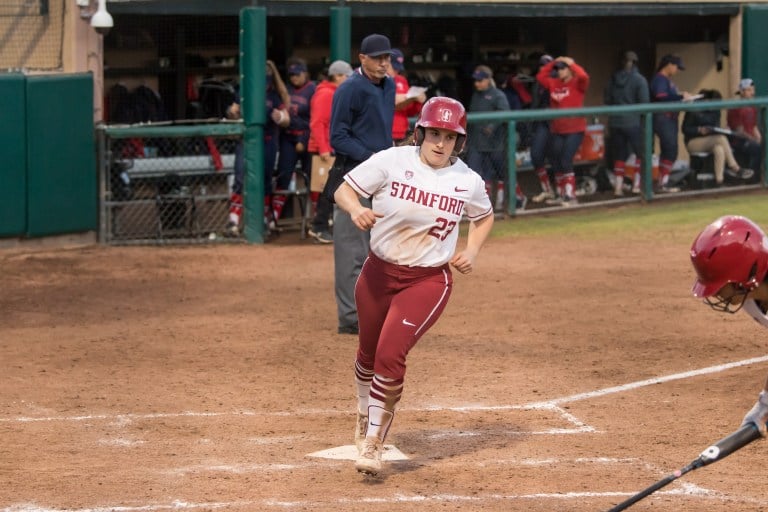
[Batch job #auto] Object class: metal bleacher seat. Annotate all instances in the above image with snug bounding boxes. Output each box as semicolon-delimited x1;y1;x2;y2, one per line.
688;151;715;189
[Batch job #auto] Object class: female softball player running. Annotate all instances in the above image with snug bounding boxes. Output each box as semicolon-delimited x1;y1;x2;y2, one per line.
334;96;494;475
690;215;768;435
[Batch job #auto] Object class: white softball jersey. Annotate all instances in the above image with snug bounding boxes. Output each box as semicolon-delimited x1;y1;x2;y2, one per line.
344;145;493;267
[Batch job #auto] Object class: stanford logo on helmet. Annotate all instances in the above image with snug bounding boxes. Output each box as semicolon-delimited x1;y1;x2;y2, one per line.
439;108;453;122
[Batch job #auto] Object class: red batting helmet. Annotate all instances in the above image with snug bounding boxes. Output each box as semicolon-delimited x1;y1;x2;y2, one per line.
414;96;467;152
690;215;768;302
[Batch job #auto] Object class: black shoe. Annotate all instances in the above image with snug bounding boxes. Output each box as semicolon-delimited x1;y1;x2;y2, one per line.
725;167;755;181
338;325;359;335
308;228;333;244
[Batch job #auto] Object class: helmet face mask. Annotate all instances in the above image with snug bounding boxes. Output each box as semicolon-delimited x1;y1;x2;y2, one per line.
690;215;768;312
704;282;750;314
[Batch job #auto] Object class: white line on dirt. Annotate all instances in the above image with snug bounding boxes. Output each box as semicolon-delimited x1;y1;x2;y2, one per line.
525;354;768;408
6;487;767;512
5;354;765;424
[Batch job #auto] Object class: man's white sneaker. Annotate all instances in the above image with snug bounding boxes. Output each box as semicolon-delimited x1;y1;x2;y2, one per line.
532;190;555;203
354;413;368;453
355;437;383;475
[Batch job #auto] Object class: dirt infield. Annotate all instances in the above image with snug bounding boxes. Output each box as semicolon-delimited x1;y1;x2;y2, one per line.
2;221;768;512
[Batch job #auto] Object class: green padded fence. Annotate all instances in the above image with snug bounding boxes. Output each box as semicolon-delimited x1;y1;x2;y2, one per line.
743;5;768;98
25;73;97;237
0;74;27;237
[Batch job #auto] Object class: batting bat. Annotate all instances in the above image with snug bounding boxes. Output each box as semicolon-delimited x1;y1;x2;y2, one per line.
606;422;764;512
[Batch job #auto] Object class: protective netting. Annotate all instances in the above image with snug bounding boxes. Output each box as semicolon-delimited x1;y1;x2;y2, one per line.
0;0;63;71
100;126;244;244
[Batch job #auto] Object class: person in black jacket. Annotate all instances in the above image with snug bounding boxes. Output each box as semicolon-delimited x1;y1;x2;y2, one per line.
682;89;753;187
328;33;396;335
604;51;649;196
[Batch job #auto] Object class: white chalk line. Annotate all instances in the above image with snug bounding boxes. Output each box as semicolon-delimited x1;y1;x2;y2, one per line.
4;354;768;510
526;353;768;408
5;487;768;512
0;405;592;435
4;354;766;425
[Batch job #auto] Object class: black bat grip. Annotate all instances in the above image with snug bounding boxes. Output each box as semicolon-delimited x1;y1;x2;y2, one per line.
696;422;763;466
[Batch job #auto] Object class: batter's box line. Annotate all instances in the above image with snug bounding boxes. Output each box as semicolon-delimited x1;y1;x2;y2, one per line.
401;402;598;435
0;403;597;435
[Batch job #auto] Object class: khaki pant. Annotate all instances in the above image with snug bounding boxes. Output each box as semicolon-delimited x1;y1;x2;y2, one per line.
686;135;738;184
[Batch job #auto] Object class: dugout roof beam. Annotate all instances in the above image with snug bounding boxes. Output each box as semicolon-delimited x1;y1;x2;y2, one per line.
108;1;739;17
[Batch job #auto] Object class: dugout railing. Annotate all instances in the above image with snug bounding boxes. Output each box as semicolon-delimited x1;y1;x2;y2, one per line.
469;96;768;217
97;99;768;245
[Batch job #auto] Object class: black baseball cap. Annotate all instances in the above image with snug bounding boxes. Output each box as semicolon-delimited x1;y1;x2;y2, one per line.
288;63;307;75
360;34;394;57
660;54;685;70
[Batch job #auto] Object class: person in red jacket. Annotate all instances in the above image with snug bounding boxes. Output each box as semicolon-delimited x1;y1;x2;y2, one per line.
536;56;590;206
306;60;353;243
388;48;426;144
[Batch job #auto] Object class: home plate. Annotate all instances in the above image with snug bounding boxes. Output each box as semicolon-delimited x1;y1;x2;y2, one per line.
308;444;409;461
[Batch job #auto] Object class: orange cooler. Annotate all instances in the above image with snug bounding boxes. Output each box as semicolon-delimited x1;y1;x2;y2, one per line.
573;124;604;162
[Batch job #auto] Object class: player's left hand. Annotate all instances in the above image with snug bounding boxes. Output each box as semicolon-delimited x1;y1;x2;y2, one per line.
450;249;478;274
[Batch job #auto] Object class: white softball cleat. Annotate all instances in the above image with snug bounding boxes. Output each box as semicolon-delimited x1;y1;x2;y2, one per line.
355;437;383;475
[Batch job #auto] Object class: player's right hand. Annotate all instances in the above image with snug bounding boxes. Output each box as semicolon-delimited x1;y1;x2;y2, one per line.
741;390;768;436
351;208;383;231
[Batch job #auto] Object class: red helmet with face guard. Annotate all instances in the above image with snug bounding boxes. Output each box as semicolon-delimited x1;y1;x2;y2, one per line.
414;96;467;152
690;215;768;298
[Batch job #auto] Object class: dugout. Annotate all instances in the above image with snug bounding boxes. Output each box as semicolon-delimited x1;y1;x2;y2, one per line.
102;1;746;121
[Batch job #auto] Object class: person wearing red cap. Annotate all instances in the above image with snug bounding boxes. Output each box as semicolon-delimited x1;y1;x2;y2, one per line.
387;48;426;144
690;215;768;436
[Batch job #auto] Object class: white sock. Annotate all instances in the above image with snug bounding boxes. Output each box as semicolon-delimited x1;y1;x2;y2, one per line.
366;374;403;441
355;361;374;415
